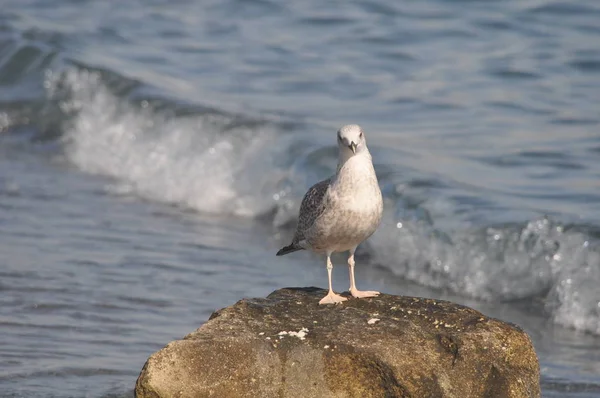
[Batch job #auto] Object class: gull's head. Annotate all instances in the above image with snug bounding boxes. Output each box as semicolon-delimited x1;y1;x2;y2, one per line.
337;124;366;156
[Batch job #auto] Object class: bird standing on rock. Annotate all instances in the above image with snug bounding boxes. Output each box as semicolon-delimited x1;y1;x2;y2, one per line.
277;124;383;305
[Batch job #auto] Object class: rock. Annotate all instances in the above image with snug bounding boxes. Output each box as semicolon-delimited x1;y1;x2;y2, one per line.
135;287;540;398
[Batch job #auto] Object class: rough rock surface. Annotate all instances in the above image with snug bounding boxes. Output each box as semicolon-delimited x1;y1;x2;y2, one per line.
135;287;540;398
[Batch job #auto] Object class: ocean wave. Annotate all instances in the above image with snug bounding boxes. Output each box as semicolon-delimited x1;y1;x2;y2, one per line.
46;67;291;217
370;212;600;335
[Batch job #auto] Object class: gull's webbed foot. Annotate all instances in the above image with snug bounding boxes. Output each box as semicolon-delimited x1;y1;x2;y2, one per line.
319;291;348;305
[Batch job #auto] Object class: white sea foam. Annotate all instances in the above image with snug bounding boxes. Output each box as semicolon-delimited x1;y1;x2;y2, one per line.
47;68;286;217
371;213;600;335
0;112;10;132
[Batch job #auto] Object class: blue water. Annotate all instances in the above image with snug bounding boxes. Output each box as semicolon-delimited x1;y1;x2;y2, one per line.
1;0;600;396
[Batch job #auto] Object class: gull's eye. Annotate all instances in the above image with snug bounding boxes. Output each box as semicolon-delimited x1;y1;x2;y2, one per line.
337;134;342;141
359;132;363;139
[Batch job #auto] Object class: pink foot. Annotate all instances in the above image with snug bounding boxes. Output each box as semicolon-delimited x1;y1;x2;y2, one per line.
350;289;380;299
319;292;348;305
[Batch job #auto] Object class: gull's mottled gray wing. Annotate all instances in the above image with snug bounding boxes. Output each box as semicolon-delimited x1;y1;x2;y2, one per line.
293;178;331;243
275;177;331;256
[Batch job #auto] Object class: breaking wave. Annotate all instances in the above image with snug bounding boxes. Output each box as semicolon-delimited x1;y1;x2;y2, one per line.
46;68;292;217
370;209;600;335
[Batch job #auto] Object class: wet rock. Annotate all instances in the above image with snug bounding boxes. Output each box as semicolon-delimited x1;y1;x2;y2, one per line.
135;287;540;398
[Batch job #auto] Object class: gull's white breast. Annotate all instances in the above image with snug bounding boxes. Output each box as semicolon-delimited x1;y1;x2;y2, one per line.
308;153;383;253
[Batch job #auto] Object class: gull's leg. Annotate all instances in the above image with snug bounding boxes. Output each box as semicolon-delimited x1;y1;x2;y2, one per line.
319;252;347;305
348;248;380;299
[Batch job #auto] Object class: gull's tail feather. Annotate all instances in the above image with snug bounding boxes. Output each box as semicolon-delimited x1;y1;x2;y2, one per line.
276;243;303;256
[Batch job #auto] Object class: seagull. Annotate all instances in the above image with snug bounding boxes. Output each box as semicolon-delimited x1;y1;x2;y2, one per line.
277;124;383;304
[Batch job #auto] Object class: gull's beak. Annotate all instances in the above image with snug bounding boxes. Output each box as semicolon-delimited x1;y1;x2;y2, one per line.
349;142;357;154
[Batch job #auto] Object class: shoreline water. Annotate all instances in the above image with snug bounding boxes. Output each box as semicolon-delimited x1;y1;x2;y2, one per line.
2;0;600;396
